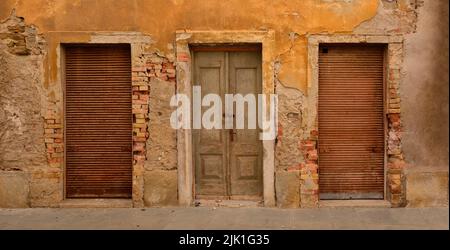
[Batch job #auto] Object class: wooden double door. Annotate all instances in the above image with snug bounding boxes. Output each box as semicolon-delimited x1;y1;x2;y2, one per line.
193;48;263;200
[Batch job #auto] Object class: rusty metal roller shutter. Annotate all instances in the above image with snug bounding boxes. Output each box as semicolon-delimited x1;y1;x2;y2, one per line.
318;44;385;200
65;44;132;198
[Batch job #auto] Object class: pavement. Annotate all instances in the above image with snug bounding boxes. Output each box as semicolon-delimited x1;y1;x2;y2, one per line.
0;207;448;230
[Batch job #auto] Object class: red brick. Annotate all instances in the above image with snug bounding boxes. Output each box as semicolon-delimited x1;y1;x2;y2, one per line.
134;100;148;105
132;108;148;114
133;155;146;162
132;76;147;82
132;66;147;72
307;149;318;161
177;52;190;62
133;137;147;142
287;165;301;171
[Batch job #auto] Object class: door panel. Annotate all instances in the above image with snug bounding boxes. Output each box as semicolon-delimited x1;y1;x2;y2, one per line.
193;49;262;200
194;52;228;196
229;52;263;197
318;44;385;200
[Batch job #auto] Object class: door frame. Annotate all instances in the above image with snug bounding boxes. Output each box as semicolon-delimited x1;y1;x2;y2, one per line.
62;43;133;199
175;30;276;207
306;34;407;207
316;43;387;200
53;32;154;207
191;46;264;201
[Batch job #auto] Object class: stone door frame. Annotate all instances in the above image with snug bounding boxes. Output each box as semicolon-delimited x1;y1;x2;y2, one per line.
48;32;153;207
175;30;276;207
306;34;407;207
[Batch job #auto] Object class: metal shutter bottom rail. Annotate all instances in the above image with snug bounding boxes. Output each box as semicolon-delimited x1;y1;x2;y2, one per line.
65;44;132;198
318;44;385;200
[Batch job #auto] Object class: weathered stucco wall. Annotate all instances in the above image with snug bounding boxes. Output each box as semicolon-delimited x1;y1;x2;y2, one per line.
0;0;447;208
402;0;449;207
0;0;383;91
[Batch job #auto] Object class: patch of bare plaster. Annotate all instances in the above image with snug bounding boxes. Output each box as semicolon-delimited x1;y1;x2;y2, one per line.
0;10;47;172
273;31;305;171
2;102;24;134
354;0;422;34
275;83;305;171
0;9;61;207
146;78;177;171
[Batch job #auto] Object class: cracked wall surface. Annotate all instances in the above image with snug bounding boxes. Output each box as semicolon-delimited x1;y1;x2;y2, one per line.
0;0;447;208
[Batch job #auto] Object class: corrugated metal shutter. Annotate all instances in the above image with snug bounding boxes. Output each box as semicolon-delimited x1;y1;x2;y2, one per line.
318;44;385;199
65;44;132;198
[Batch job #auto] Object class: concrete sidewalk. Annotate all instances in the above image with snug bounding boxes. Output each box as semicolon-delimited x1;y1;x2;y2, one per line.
0;207;448;230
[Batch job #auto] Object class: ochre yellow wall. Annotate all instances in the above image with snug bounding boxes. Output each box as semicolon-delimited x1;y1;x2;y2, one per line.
0;0;380;91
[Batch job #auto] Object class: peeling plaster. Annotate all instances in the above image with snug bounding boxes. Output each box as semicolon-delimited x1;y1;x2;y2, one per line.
0;0;382;91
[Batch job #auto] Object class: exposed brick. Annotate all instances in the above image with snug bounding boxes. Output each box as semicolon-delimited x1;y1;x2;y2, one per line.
44;133;63;139
135;132;147;138
389;103;401;109
135;118;146;124
388;108;401;114
132;108;148;114
287;165;301;171
132;66;147;72
133;155;146;162
134;100;148;105
133;137;147;142
177;52;190;62
307;149;318;161
44;124;62;129
132;81;147;86
44;128;54;134
132;76;147;82
139;85;149;91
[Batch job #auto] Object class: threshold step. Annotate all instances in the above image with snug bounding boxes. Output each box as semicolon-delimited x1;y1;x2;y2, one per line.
319;200;391;208
59;199;132;208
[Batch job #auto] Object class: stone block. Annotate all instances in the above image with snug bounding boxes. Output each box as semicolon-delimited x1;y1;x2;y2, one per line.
144;170;178;207
275;171;300;208
0;171;30;208
406;169;449;207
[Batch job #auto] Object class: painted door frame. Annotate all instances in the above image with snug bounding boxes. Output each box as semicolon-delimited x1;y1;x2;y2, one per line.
175;30;276;207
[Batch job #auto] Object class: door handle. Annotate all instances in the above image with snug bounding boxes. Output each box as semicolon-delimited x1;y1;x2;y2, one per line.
229;129;236;142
